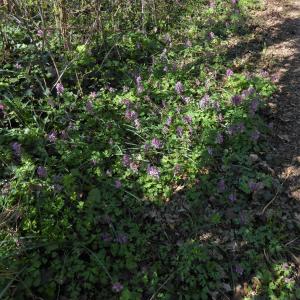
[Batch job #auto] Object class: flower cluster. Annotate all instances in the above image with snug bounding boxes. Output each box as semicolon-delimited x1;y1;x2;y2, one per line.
147;165;160;179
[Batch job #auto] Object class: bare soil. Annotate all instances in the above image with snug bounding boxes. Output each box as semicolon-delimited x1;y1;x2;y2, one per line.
250;0;300;213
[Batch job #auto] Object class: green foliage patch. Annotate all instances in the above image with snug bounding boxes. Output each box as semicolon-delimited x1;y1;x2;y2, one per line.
0;0;298;299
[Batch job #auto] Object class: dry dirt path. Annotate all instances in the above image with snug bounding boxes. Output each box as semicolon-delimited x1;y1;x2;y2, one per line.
254;0;300;214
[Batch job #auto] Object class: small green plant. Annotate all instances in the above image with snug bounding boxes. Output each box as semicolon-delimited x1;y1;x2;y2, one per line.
0;0;298;299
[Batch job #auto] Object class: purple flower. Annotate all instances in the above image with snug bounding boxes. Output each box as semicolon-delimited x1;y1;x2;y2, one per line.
228;125;236;136
151;138;163;149
183;115;192;124
89;91;97;99
217;114;224;122
37;29;44;37
231;95;242;106
235;264;244;276
122;99;131;107
182;96;191;104
134;118;141;129
212;101;220;111
123;85;129;93
60;129;69;140
226;69;234;77
129;161;139;173
249;99;259;115
260;70;269;77
37;166;47;178
209;32;215;39
55;82;64;96
249;181;258;192
229;193;237;202
112;282;124;293
15;63;22;69
175;81;184;95
239;213;246;225
53;184;63;193
115;233;128;244
91;159;97;166
147;165;160;179
125;109;138;121
228;123;245;135
199;94;211;109
122;154;131;167
12;142;21;157
215;133;224;144
161;48;168;61
249;181;263;192
185;39;192;48
248;87;255;95
164;33;171;44
47;131;57;143
176;126;184;138
241;87;255;99
209;0;215;8
217;179;226;193
207;147;213;155
115;180;122;189
101;232;112;242
142;143;150;152
162;126;169;133
86;100;94;114
250;130;260;141
135;75;144;94
237;122;245;132
163;66;168;72
174;164;181;175
165;116;172;126
271;74;279;82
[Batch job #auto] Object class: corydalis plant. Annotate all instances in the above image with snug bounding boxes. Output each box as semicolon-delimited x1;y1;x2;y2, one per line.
151;138;163;149
11;142;21;157
175;81;184;95
135;76;144;94
55;82;64;95
37;166;47;178
147;165;160;179
231;95;242;106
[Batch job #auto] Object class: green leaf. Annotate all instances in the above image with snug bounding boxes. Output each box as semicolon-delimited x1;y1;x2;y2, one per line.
120;289;131;300
87;188;101;202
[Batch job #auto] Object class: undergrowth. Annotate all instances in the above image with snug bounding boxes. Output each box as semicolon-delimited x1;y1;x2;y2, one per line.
0;0;299;299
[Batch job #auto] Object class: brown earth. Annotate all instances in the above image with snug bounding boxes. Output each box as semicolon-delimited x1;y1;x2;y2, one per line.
249;0;300;219
229;0;300;297
260;0;300;202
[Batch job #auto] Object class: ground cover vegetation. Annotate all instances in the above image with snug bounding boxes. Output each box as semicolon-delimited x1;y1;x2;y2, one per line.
0;0;299;299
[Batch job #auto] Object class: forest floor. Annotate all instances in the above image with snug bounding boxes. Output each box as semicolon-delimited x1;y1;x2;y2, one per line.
259;0;300;202
3;0;300;298
259;0;300;285
230;0;300;297
259;1;300;227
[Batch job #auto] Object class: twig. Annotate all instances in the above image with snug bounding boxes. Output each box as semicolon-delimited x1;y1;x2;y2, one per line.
261;188;281;215
261;167;291;215
148;273;173;300
285;237;300;246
